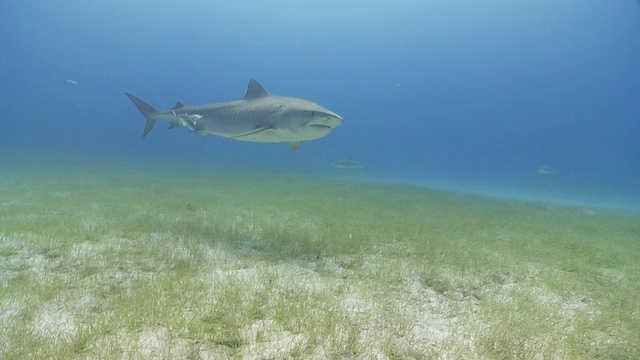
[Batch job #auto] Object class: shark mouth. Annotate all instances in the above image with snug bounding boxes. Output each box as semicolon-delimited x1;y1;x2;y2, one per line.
307;124;332;129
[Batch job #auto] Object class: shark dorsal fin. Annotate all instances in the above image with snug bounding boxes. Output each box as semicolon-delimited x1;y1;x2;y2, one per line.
171;102;185;110
243;79;269;100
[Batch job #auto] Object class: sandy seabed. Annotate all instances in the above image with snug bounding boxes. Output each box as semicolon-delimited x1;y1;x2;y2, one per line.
1;164;639;359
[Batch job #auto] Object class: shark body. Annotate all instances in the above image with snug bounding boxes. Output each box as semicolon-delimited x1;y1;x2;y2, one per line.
125;79;342;150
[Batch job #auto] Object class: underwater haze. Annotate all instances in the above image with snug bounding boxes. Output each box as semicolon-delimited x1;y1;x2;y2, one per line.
1;0;639;210
2;1;640;358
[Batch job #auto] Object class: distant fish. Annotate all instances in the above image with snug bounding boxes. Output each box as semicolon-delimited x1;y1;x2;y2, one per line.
537;165;559;175
331;158;368;171
66;79;79;85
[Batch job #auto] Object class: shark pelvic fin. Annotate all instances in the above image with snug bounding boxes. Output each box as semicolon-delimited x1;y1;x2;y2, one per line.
243;79;269;100
289;141;301;151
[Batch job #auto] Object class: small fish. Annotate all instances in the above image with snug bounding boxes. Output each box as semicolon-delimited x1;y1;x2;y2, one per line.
331;159;368;171
66;79;79;85
537;165;559;175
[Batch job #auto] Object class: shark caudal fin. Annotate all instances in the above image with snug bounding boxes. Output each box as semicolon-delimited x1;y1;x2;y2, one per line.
125;93;158;138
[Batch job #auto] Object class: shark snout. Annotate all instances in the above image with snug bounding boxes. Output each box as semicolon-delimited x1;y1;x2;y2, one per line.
329;115;343;127
306;112;343;129
324;111;343;127
323;117;343;129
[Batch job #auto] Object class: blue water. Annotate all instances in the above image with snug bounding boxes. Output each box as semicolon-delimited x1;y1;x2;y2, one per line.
1;0;639;212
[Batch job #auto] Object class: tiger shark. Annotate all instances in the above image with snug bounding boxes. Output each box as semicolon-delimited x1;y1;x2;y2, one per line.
125;79;343;150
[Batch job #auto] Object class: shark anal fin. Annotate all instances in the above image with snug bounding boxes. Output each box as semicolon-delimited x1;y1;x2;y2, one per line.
171;102;185;110
289;141;300;151
168;123;179;129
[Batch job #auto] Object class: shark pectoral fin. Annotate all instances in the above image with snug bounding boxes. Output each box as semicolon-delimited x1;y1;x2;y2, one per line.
168;123;179;129
198;131;207;137
229;126;272;139
289;141;300;151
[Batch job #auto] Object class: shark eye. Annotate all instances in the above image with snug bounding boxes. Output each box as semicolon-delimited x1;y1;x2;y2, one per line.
311;111;316;116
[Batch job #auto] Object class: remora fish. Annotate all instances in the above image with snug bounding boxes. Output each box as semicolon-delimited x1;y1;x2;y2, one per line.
125;79;343;150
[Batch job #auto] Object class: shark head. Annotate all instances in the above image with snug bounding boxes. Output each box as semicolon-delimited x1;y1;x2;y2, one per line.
275;98;343;141
242;79;343;143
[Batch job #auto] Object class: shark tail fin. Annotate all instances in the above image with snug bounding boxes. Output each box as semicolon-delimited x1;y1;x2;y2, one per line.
125;93;158;138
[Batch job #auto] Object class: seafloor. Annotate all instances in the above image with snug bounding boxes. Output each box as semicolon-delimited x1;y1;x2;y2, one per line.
1;162;638;359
